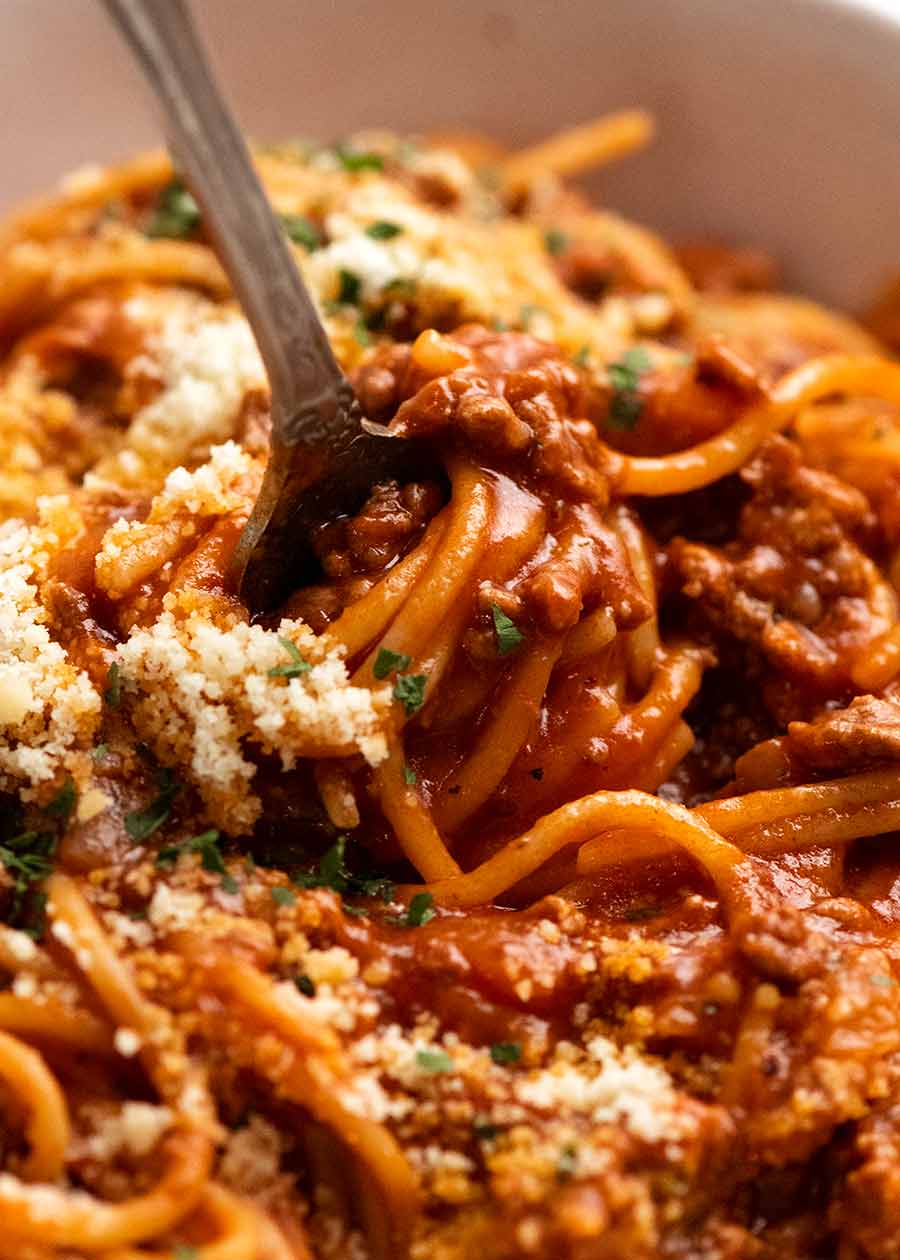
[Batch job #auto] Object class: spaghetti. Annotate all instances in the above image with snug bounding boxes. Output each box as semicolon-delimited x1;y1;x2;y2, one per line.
0;113;899;1260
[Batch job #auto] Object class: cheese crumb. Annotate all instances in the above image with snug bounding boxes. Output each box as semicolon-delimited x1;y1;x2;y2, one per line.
120;610;388;832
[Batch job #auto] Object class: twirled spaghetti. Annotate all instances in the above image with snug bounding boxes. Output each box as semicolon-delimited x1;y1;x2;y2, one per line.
1;113;900;1260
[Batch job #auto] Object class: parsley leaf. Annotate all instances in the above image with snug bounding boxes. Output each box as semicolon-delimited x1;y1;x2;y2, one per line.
0;830;57;928
490;1041;522;1065
295;974;316;997
267;636;311;679
607;346;651;431
157;830;234;891
474;1118;499;1141
519;302;547;330
91;743;109;763
45;777;76;821
392;673;427;716
366;220;403;240
293;836;395;905
281;214;322;251
125;768;181;841
573;344;591;367
104;661;122;708
416;1048;454;1074
271;886;296;907
557;1144;578;1180
490;604;525;656
146;180;201;239
544;228;569;255
373;648;412;680
173;1247;199;1260
353;315;372;347
337;268;361;305
334;145;383;172
405;891;435;927
402;763;417;786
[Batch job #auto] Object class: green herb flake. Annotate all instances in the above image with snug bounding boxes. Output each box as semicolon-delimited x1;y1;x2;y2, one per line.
293;836;395;907
473;1119;499;1142
0;831;57;927
491;603;525;656
405;891;435;928
519;303;547;330
281;213;322;251
490;1041;522;1065
373;647;412;680
416;1048;454;1074
156;829;229;882
573;344;591;367
491;317;509;332
607;346;651;431
334;145;384;173
625;902;659;923
392;673;427;716
402;763;417;786
271;886;296;907
104;661;122;708
220;873;239;895
366;220;403;240
45;777;76;821
295;974;317;997
557;1144;578;1180
353;315;372;347
267;636;311;679
91;743;109;763
125;768;182;841
146;180;201;239
544;228;569;256
173;1247;199;1260
337;268;361;305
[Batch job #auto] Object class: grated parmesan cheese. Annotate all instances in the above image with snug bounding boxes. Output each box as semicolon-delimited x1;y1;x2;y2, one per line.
0;521;100;797
120;610;388;833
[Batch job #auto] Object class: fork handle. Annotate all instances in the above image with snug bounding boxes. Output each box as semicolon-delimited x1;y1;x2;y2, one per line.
100;0;350;430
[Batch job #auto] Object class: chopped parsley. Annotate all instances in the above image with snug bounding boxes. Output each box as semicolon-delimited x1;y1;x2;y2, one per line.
91;743;109;763
490;603;525;656
334;145;384;172
607;346;651;430
518;303;547;330
173;1247;199;1260
402;763;417;786
104;661;122;708
0;830;56;930
473;1119;499;1142
490;1041;522;1065
267;636;311;679
366;220;403;240
557;1144;578;1180
392;672;427;716
271;886;296;907
416;1048;454;1074
125;768;181;841
544;228;569;255
373;648;412;679
295;974;317;997
625;901;659;923
573;344;591;367
353;315;372;347
293;836;396;905
146;180;201;239
45;777;76;821
281;213;322;251
404;892;435;928
491;316;509;332
337;268;361;305
157;829;235;891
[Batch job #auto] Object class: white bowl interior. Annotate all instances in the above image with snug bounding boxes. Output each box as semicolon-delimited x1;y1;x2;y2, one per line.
2;0;900;309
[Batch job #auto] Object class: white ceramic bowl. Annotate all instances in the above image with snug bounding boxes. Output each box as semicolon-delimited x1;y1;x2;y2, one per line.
2;0;900;309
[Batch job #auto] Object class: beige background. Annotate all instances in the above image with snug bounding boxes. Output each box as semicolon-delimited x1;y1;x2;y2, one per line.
2;0;900;308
